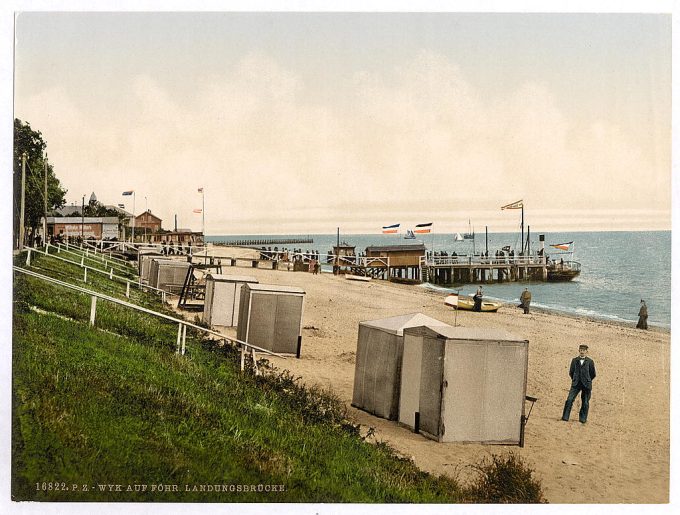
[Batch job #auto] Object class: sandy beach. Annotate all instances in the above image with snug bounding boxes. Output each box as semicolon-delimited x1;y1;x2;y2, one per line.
201;247;670;504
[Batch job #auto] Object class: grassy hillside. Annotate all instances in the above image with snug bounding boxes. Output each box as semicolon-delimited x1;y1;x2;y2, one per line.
12;249;544;503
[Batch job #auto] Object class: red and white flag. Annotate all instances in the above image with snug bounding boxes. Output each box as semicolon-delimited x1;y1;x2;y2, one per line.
193;208;202;214
550;241;573;251
414;222;432;234
382;223;400;234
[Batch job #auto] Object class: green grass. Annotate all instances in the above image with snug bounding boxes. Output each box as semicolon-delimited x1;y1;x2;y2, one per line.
12;250;545;503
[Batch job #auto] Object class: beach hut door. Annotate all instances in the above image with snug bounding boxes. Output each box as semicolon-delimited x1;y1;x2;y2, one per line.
418;337;445;437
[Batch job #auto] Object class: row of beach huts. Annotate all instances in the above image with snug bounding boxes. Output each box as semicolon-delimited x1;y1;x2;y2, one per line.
137;248;532;446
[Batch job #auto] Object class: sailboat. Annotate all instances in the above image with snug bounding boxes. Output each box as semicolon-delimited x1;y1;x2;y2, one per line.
463;219;474;240
404;229;416;240
453;233;464;241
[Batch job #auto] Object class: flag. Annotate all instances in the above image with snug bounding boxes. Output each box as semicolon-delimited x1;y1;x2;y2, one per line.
193;208;202;214
501;200;523;210
550;241;573;251
122;190;134;196
382;223;400;234
414;222;432;234
198;187;204;193
117;204;125;209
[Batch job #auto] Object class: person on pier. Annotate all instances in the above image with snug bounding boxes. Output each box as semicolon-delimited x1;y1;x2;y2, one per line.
637;300;649;329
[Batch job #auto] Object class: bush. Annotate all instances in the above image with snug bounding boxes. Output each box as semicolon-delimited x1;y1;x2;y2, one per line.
464;452;546;503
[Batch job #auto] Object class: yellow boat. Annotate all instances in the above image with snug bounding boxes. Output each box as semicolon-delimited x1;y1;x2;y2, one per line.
444;294;502;313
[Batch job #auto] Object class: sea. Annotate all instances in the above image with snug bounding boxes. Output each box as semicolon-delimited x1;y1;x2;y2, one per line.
207;231;671;329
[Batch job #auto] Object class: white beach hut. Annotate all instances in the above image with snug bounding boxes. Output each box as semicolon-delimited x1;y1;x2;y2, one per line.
138;250;163;282
236;283;305;355
149;258;191;293
399;325;529;444
351;313;451;421
203;274;259;327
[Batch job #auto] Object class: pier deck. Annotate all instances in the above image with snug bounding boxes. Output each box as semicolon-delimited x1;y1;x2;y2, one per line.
422;255;549;284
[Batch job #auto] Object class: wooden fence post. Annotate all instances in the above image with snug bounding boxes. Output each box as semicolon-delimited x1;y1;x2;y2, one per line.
251;348;260;375
89;296;97;326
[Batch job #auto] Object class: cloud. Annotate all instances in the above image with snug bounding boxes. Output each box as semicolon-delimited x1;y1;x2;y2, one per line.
16;50;670;233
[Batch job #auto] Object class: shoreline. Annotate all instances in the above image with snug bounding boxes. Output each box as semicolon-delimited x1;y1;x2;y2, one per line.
419;283;670;332
203;243;670;332
427;289;670;334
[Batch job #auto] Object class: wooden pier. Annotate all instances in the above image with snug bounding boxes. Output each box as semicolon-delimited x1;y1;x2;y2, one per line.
421;255;549;285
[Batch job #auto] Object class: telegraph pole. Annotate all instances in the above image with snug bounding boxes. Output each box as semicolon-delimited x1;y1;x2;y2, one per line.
81;195;85;239
43;155;48;244
132;192;136;243
19;152;26;250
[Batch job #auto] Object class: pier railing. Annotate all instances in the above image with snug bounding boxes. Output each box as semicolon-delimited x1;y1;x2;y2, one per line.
422;254;549;267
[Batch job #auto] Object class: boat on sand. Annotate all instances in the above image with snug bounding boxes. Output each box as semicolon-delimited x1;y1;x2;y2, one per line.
444;293;502;312
345;274;371;282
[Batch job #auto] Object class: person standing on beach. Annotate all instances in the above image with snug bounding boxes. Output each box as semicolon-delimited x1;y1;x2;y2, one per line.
473;286;483;312
562;344;596;424
519;287;532;314
637;300;648;329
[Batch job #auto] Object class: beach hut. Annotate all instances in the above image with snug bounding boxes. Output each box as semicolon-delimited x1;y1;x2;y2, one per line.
351;313;451;421
203;274;259;327
138;250;163;281
149;258;191;293
399;325;529;444
236;283;305;354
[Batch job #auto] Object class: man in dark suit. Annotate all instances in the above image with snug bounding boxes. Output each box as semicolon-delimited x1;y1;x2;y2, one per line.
561;344;597;423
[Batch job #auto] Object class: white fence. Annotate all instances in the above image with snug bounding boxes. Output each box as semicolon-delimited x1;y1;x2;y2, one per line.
24;246;174;301
13;265;284;372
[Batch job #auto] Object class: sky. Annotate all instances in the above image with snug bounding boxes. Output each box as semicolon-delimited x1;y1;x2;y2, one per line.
10;7;673;235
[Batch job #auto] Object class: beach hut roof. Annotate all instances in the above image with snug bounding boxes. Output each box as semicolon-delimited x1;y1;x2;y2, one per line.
246;283;305;295
404;324;527;343
207;274;258;283
360;312;449;336
365;244;427;253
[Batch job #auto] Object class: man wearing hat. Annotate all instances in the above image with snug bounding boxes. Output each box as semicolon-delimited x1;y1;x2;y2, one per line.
561;344;597;424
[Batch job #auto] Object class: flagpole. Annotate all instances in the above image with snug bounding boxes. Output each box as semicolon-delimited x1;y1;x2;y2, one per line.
431;224;436;257
132;192;136;244
521;205;524;255
202;189;205;241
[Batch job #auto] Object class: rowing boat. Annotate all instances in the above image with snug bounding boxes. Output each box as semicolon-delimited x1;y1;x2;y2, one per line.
444;294;502;313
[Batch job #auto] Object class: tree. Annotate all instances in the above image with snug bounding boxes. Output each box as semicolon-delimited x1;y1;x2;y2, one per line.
14;119;67;247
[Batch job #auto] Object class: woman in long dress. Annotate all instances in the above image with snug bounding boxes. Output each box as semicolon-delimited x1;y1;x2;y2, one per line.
636;300;648;329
